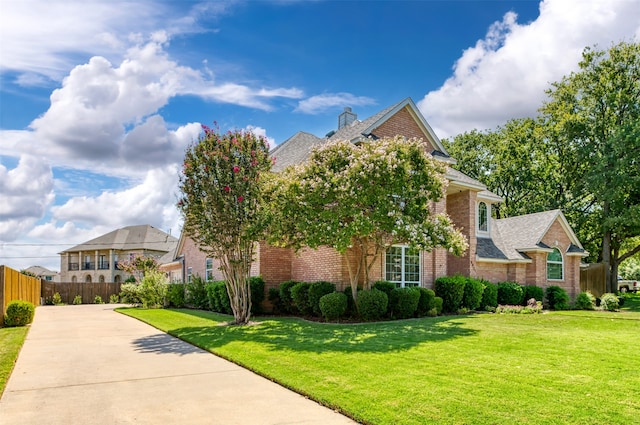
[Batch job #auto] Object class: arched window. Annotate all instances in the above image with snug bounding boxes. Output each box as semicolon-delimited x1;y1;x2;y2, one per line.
72;276;77;283
85;274;92;283
114;275;121;283
99;275;105;283
478;202;488;232
547;248;563;280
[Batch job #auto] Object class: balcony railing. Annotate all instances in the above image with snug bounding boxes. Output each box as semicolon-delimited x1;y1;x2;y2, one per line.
81;262;95;270
98;262;110;270
68;262;79;271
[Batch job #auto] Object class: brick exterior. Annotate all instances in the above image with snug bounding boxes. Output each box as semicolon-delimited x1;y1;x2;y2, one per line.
538;219;581;297
371;107;436;151
291;246;344;285
446;190;476;277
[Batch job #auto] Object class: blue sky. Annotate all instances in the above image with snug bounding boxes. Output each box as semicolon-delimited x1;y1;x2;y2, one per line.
1;0;639;271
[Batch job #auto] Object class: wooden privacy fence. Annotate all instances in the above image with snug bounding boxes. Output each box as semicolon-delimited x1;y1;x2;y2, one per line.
580;263;606;297
42;281;123;305
1;265;42;326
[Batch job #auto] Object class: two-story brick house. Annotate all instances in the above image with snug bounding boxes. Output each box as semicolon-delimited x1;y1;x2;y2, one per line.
59;225;178;283
172;98;587;300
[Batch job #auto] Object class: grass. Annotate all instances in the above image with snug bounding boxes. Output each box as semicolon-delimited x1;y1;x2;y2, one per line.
119;293;640;425
0;325;29;397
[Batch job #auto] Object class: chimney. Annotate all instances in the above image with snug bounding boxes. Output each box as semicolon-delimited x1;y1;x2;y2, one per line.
338;107;357;129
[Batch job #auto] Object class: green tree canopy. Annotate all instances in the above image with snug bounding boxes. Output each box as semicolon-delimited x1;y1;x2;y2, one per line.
178;125;272;324
266;136;468;304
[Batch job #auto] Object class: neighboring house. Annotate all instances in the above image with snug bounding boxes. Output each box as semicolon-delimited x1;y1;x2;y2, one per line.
59;225;178;283
173;98;587;299
25;265;59;282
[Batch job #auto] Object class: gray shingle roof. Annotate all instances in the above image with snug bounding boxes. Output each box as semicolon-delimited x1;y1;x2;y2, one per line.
271;131;326;172
61;225;178;254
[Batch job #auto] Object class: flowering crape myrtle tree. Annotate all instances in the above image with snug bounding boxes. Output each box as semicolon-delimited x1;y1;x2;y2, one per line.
178;125;272;325
267;136;468;305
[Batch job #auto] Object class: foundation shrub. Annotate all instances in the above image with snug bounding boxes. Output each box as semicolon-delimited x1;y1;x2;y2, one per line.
357;289;388;321
462;278;484;310
574;291;596;310
120;283;142;305
319;292;347;321
4;300;35;327
185;275;209;309
308;281;336;316
249;276;266;314
545;285;570;310
291;282;312;315
416;288;436;317
73;295;82;305
52;292;63;305
389;287;420;319
279;280;300;314
435;275;466;313
497;282;524;305
522;285;544;304
206;281;231;314
166;284;185;308
373;280;396;313
481;281;498;308
434;297;443;315
138;271;168;308
343;286;360;317
268;287;284;314
599;293;620;311
94;295;104;304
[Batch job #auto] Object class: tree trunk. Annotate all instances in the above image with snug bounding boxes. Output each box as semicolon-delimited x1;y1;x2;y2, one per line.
220;243;252;325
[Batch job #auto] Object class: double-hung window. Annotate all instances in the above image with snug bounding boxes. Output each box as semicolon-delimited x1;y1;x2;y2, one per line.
385;245;420;287
206;258;214;281
547;248;563;280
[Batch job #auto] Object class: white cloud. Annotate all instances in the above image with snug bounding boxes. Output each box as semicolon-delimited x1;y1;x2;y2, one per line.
0;155;54;241
295;93;376;114
418;0;640;138
245;125;276;149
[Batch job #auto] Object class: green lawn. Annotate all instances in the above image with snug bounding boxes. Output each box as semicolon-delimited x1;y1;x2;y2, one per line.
119;295;640;425
0;326;29;397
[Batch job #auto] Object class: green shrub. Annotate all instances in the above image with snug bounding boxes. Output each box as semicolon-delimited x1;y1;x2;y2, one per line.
574;291;596;310
357;289;388;321
416;288;436;317
427;307;438;317
279;280;300;313
600;293;620;311
319;292;348;321
185;275;209;309
389;287;420;319
481;281;498;308
308;281;336;316
4;300;35;327
372;280;396;313
291;282;312;315
343;286;359;317
125;275;136;283
166;284;185;308
73;295;82;305
206;281;231;314
138;271;168;308
497;282;524;305
109;294;120;304
94;295;104;304
249;276;266;314
434;297;443;315
268;287;284;314
120;283;142;305
522;285;544;304
435;275;466;313
462;278;484;310
52;292;63;305
545;285;570;310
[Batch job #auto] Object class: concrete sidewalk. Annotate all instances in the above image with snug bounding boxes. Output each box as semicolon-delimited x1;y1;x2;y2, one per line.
0;304;357;425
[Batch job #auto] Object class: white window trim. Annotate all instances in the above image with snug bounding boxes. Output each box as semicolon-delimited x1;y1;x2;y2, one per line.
477;201;490;236
547;248;564;281
205;258;213;281
385;245;421;288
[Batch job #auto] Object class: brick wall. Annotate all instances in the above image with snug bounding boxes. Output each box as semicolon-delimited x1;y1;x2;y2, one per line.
446;190;476;277
258;242;293;290
371;107;436;151
291;246;344;285
538;219;581;297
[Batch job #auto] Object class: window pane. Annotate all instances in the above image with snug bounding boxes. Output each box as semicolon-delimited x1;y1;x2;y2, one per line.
478;202;488;232
386;246;403;283
548;249;562;262
547;263;562;280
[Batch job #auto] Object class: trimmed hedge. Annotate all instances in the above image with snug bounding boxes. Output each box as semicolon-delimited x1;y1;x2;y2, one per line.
206;281;232;314
389;287;421;319
372;280;396;312
249;276;265;314
574;291;596;310
481;281;498;308
545;285;570;310
416;288;436;317
166;283;185;308
462;278;484;311
343;286;359;317
268;287;284;314
522;285;544;304
319;292;347;321
357;289;388;321
4;300;35;327
291;282;313;315
185;275;209;309
279;280;300;313
434;296;443;315
497;281;524;305
435;275;466;313
308;281;336;316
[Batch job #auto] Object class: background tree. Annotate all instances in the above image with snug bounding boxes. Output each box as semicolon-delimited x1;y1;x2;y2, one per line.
266;136;468;305
178;125;272;325
541;41;640;292
117;255;160;283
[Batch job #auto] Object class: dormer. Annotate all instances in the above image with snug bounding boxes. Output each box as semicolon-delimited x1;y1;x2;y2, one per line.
476;191;502;238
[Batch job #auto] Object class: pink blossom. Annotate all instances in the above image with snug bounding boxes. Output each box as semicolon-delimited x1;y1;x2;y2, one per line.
224;186;230;192
237;196;244;202
233;166;240;173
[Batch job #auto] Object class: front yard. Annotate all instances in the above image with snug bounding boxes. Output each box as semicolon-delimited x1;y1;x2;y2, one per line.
119;294;640;425
0;326;28;397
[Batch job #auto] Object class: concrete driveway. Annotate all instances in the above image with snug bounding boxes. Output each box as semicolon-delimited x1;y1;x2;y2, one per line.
0;304;357;425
